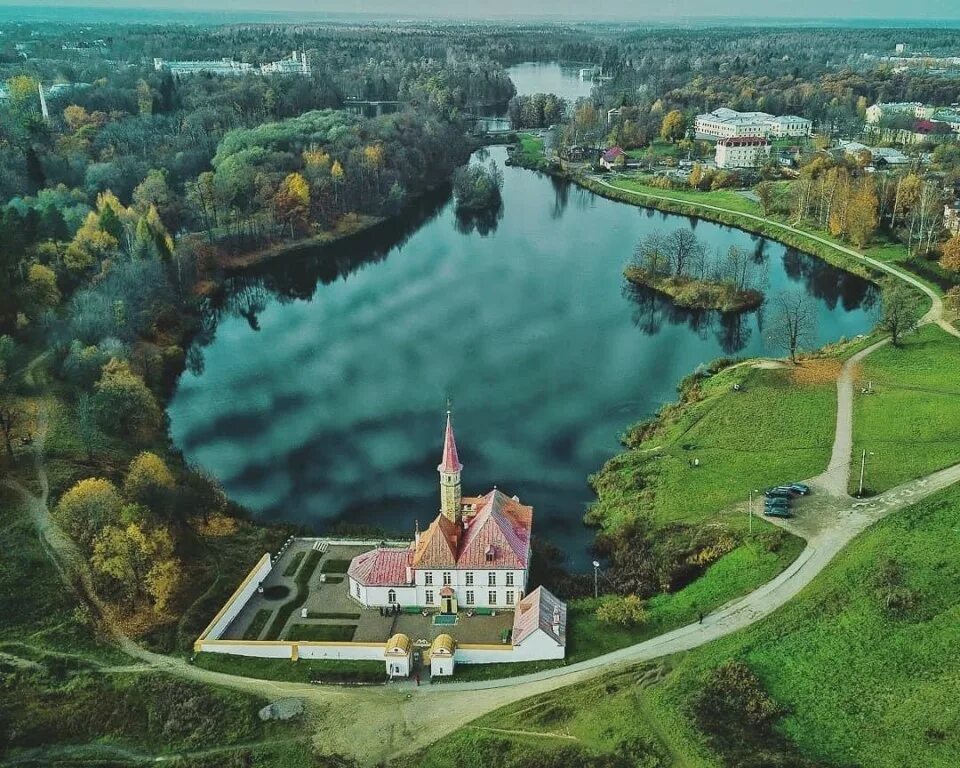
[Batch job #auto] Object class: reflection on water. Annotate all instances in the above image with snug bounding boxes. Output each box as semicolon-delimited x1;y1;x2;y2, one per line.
169;147;878;568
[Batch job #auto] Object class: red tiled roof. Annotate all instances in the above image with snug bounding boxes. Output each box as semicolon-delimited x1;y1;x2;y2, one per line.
347;547;412;587
602;146;625;161
456;489;532;569
512;586;566;646
411;514;460;568
437;411;462;474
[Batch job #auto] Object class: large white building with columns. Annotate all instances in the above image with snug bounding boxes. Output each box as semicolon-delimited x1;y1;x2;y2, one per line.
347;413;534;612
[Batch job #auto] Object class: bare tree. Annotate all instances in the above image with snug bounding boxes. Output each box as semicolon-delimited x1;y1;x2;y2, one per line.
768;291;817;363
667;229;706;277
878;281;921;346
632;231;670;275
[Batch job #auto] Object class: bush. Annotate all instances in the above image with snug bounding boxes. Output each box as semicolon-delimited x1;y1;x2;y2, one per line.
595;594;649;626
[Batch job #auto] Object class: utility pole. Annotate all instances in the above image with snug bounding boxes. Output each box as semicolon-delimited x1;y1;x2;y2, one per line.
748;489;754;534
858;449;872;497
592;560;600;599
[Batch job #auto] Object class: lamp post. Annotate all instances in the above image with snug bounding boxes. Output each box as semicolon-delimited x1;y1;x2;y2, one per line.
858;449;875;497
749;489;759;534
592;560;600;599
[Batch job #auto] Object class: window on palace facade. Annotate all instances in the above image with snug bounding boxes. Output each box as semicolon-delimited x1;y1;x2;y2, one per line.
388;589;396;603
466;590;475;605
506;572;514;586
425;590;434;605
488;572;496;586
465;572;474;586
442;572;451;585
488;590;497;605
506;591;514;605
425;572;433;585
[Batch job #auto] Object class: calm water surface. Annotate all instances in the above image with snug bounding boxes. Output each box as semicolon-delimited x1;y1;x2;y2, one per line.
169;147;877;568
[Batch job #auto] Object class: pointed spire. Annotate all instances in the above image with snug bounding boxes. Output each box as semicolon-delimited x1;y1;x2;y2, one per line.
438;410;463;474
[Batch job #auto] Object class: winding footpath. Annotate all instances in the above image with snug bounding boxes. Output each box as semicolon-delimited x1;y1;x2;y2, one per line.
5;189;960;765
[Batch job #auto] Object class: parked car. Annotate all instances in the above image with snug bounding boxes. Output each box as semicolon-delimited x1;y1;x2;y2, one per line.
763;507;794;519
765;487;796;499
788;483;811;495
764;497;790;509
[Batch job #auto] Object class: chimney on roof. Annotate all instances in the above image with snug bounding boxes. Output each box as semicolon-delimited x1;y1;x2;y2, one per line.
552;606;562;636
414;519;421;547
405;565;413;584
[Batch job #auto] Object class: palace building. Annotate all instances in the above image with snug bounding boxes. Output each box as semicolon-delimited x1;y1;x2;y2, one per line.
347;412;533;612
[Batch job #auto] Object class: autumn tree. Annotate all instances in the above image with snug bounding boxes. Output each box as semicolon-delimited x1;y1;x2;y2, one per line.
25;263;61;315
660;110;686;142
878;281;921;346
274;172;311;237
768;291;817;363
940;234;960;272
91;521;181;612
124;451;176;514
94;359;160;440
55;477;123;548
756;181;776;216
846;181;879;247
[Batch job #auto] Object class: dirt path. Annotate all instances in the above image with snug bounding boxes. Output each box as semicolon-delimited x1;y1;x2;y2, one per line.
7;192;960;764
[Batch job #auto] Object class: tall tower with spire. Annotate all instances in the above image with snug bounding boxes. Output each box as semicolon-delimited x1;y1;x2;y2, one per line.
437;410;463;524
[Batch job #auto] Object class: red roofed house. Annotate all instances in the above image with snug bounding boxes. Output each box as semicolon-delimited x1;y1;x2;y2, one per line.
600;145;626;170
347;412;535;613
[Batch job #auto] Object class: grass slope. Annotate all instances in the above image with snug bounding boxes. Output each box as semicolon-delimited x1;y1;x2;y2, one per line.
405;483;960;768
852;325;960;494
589;364;836;532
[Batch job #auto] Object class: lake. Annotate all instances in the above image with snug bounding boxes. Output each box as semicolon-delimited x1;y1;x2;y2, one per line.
169;147;877;568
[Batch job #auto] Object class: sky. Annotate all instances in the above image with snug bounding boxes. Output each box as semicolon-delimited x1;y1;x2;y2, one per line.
12;0;960;22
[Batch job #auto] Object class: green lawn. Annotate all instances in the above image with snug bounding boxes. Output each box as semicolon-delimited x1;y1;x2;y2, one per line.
604;175;762;215
320;558;352;574
406;483;960;768
262;550;322;640
516;132;545;164
284;623;356;642
242;608;272;641
851;324;960;494
448;531;802;682
194;653;385;683
589;365;836;533
282;550;306;577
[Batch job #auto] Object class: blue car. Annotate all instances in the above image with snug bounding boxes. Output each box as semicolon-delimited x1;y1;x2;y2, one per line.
763;507;794;519
765;487;795;499
788;483;811;495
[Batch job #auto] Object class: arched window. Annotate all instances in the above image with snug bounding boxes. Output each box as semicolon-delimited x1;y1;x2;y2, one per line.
388;589;396;603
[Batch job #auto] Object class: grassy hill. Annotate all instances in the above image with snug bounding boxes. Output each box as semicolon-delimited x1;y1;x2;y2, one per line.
402;482;960;767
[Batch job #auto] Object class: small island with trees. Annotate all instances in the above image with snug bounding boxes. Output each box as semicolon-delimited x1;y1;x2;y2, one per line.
625;229;765;312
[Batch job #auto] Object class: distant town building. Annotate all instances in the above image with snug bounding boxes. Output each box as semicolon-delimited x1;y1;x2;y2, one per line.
766;115;813;138
695;108;811;140
945;202;960;235
606;106;622;125
837;141;912;167
865;102;934;124
154;57;254;76
896;43;908;54
154;50;310;77
715;136;771;169
259;50;311;76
